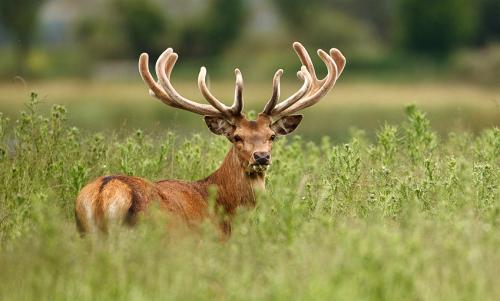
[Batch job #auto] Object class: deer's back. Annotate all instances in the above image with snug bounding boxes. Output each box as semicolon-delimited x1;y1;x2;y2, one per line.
155;179;209;222
75;175;208;234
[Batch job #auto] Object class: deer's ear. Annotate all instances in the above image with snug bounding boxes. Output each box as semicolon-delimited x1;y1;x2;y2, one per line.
271;115;303;136
204;116;235;137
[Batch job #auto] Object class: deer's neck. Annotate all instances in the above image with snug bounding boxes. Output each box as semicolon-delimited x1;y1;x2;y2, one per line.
200;147;265;214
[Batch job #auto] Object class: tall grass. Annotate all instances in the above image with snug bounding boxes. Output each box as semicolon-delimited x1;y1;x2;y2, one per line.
0;93;498;300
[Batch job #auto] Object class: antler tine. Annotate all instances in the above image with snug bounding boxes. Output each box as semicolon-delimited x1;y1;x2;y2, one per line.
262;69;283;115
270;66;312;114
330;48;346;79
152;48;180;108
155;51;225;116
155;48;173;80
293;42;319;83
230;68;244;115
277;49;339;117
198;67;232;117
139;52;180;108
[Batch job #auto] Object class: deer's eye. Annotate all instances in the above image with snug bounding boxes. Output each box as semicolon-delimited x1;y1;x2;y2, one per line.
270;134;276;141
233;135;243;143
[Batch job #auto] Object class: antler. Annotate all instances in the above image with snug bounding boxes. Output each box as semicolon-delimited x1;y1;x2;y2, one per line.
139;48;244;119
261;42;346;117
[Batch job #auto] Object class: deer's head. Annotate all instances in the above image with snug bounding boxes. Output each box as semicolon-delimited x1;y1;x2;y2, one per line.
138;42;346;174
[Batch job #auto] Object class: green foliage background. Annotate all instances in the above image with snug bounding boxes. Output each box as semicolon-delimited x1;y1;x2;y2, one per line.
0;0;45;72
397;0;476;56
1;0;500;79
0;94;498;300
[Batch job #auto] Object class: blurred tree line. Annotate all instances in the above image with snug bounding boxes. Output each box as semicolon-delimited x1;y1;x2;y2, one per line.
0;0;46;73
75;0;244;60
0;0;499;78
273;0;500;56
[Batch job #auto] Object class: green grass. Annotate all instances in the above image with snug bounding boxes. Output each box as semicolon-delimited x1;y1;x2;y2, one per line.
0;93;499;300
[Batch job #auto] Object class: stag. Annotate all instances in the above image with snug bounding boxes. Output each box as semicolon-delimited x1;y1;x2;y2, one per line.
75;42;346;236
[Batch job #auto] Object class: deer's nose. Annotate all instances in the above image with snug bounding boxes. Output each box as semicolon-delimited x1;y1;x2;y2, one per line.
253;152;271;165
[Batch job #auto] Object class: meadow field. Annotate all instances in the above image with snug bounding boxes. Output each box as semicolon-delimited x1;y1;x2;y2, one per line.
0;79;498;141
0;90;498;300
1;0;499;299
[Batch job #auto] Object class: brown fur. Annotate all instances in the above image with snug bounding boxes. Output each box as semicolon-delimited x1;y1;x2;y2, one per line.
75;176;162;233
